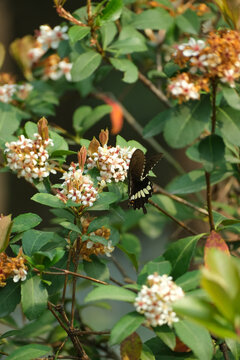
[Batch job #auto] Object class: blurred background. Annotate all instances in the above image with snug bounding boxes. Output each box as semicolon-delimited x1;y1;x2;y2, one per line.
0;0;198;338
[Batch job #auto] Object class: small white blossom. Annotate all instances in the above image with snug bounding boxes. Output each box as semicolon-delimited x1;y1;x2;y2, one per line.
179;38;205;57
13;268;28;282
134;274;184;327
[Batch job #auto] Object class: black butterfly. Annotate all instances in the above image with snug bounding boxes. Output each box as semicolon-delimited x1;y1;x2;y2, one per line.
128;149;163;214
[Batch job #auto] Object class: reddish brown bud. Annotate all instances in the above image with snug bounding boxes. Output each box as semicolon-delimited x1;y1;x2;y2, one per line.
78;146;87;170
99;129;109;147
88;137;100;155
38;117;49;140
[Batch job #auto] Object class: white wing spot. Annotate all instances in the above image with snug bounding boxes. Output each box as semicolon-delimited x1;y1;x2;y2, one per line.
140;190;145;197
146;185;151;191
143;188;149;195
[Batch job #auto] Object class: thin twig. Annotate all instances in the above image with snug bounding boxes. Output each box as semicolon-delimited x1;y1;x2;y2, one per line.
219;342;230;360
71;329;110;336
211;79;217;134
110;276;123;286
62;247;73;304
51;267;108;285
153;184;208;216
148;199;198;235
48;301;69;333
111;256;134;283
71;239;81;328
138;71;171;107
56;5;88;27
205;172;215;231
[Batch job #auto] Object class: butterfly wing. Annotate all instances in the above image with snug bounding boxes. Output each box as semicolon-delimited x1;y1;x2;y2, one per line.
128;149;162;214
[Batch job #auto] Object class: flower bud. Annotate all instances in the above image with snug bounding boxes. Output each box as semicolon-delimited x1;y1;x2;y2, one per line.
88;137;100;155
99;129;109;147
78;146;87;170
38;117;49;140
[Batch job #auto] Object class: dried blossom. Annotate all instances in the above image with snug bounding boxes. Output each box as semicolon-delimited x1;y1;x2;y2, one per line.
134;273;184;327
79;216;114;261
0;249;28;287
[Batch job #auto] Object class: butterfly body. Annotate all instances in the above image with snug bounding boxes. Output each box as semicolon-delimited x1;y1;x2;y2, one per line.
128;149;162;214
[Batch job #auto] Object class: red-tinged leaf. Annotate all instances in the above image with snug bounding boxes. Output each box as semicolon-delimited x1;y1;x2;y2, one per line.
97;94;124;134
204;231;230;267
174;337;191;353
0;214;13;252
120;332;142;360
110;102;123;135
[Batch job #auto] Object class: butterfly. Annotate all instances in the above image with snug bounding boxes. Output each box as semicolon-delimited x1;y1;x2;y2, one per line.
128;149;163;214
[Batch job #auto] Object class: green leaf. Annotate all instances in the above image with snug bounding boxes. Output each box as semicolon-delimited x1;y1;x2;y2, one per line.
60;221;82;233
173;296;238;340
217;106;240;146
164;97;211;148
21;276;48;320
175;9;200;35
110;311;145;345
155;325;176;350
121;233;141;259
89;192;119;211
132;8;173;30
0;102;25;147
137;258;172;285
100;0;123;23
87;216;110;233
22;230;55;256
110;26;147;54
141;343;155;360
174;320;213;360
110;58;138;83
71;51;102;82
163;234;203;278
176;270;200;292
12;213;42;233
0;281;21;317
167;169;233;194
7;344;51;360
73;104;111;134
68;26;90;44
143;109;169;138
48;130;68;154
84;256;110;282
100;22;118;49
222;86;240;110
85;284;136;303
198;134;225;172
31;193;66;208
225;339;240;360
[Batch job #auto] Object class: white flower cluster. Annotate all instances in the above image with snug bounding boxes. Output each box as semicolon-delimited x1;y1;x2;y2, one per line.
43;59;72;82
5;134;56;183
87;145;135;183
28;25;68;63
134;273;184;327
57;163;98;207
168;76;200;101
0;83;33;103
13;268;28;283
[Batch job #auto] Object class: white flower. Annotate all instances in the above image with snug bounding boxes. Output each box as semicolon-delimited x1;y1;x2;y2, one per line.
134;274;184;327
13;268;27;282
181;38;205;57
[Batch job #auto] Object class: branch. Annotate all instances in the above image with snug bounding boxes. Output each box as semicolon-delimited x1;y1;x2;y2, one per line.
219;342;230;360
51;267;108;285
148;199;198;235
56;5;88;27
153;184;208;216
138;71;171;107
205;172;215;231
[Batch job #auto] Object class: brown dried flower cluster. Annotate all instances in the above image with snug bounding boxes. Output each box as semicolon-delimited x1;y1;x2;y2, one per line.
169;30;240;102
0;249;28;287
79;216;114;262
